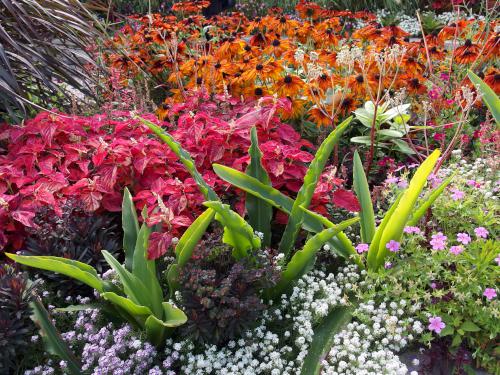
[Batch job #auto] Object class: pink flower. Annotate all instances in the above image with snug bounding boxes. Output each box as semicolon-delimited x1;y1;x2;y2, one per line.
483;288;497;300
356;243;369;254
386;240;400;252
404;226;421;234
474;227;489;239
450;189;465;201
466;179;481;188
384;262;392;269
456;232;471;245
430;232;447;250
495;254;500;266
449;245;464;255
428;316;446;334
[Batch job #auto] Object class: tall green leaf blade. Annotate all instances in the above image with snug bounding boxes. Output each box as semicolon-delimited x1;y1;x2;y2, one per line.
132;223;163;317
300;305;353;375
352;151;375;243
245;126;272;247
203;201;260;259
375;150;441;269
279;116;352;257
101;292;152;326
468;70;500;125
213;164;356;259
31;298;82;375
102;251;153;311
138;117;219;201
122;187;139;271
145;303;187;347
6;253;103;291
270;217;359;298
175;208;215;267
407;173;454;226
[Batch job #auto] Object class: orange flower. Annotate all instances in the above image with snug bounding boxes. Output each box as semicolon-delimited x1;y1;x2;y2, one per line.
347;74;367;96
296;1;322;21
483;68;500;95
308;106;332;127
276;75;305;97
403;74;427;95
454;39;480;64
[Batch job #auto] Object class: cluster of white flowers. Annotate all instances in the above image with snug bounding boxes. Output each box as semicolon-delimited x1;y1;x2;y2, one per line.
336;45;364;72
322;299;423;375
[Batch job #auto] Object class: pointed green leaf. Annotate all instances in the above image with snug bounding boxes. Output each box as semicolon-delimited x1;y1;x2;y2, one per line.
460;321;481;332
468;70;500;125
203;201;260;259
352;151;375;243
300;305;353;375
6;253;103;292
101;292;152;326
122;187;139;271
166;263;180;298
175;208;215;266
270;217;359;298
245;126;272;247
145;302;187;347
212;164;356;259
138;117;219;201
279;116;352;257
31;298;82;375
407;173;454;226
375;150;441;269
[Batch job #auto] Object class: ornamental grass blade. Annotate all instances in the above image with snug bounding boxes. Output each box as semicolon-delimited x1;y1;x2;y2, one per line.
139;117;219;201
300;305;354;375
212;164;356;259
278;117;352;257
5;253;103;292
203;201;261;259
407;173;455;226
122;187;139;271
352;151;375;243
468;70;500;125
375;150;441;269
31;298;82;375
245;126;272;247
269;217;359;299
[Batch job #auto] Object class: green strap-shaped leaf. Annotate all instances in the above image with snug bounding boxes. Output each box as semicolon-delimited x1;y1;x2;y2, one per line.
166;263;180;298
245;126;273;247
101;292;153;327
145;302;187;347
270;217;359;299
300;305;354;375
122;187;140;271
132;223;163;317
352;151;375;243
175;208;215;266
212;164;356;259
279;116;352;257
468;70;500;125
407;173;455;226
31;298;82;375
203;201;260;259
102;251;153;311
374;150;441;269
138;116;219;201
366;193;403;270
6;253;103;291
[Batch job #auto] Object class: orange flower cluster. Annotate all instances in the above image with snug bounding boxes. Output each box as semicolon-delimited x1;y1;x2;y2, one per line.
105;2;499;125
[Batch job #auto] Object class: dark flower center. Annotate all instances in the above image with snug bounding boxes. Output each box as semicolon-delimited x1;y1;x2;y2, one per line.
284;75;293;84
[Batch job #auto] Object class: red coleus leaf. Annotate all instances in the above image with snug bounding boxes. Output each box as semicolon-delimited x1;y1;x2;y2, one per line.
332;189;361;212
11;210;37;228
147;231;173;260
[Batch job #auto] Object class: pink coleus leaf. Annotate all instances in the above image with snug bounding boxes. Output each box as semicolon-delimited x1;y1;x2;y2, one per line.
332;189;361;212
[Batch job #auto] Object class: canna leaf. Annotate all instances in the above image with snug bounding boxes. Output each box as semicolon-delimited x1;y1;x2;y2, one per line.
270;217;359;299
138;117;219;201
132;223;163;317
468;70;500;125
175;208;215;267
279;116;352;257
212;164;356;259
203;201;260;259
100;292;152;326
245;126;272;247
300;305;353;375
31;298;82;375
145;302;187;347
102;251;154;313
375;150;441;269
6;253;103;292
122;187;139;271
352;151;375;243
407;173;455;226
